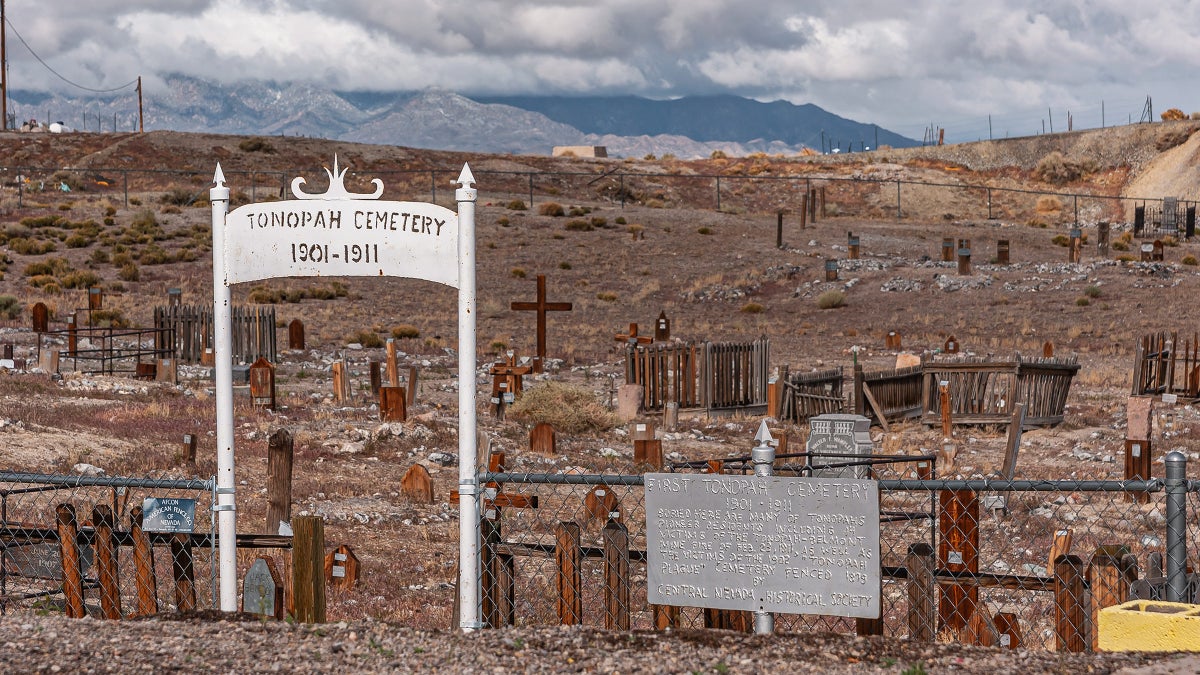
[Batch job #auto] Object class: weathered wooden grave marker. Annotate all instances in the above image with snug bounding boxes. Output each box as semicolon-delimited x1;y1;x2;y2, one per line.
288;319;305;350
369;360;382;394
407;365;419;406
654;311;671;341
631;421;662;469
324;544;360;590
530;422;556;455
1098;222;1110;257
2;343;12;360
943;335;959;354
847;231;860;259
885;331;902;350
1140;242;1154;261
957;238;972;275
939;489;980;631
489;352;531;418
88;287;103;311
331;359;351;403
1153;239;1165;261
65;315;77;355
996;239;1010;264
168;287;182;306
380;385;407;422
401;463;434;503
266;429;293;534
182;433;197;464
243;557;284;619
1043;341;1054;358
32;302;48;332
157;357;178;384
511;274;572;373
941;237;955;262
825;259;838;281
249;357;276;409
615;322;653;346
583;485;622;528
385;339;400;386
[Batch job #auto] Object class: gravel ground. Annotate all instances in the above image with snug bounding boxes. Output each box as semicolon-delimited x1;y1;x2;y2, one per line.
0;613;1188;674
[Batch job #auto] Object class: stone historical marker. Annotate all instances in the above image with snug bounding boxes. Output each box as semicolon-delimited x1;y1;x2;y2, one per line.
645;473;880;617
806;414;874;479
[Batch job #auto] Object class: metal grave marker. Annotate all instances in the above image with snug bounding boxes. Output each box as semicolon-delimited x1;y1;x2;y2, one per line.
209;157;482;627
242;557;283;619
806;414;874;478
645;473;880;618
141;497;196;533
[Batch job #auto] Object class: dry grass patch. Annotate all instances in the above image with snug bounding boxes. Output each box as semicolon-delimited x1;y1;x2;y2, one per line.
509;381;618;434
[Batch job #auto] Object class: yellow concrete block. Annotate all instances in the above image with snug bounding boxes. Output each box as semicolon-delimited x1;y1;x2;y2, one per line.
1098;600;1200;652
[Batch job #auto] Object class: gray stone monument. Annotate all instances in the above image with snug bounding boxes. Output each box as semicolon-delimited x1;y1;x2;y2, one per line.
806;413;873;478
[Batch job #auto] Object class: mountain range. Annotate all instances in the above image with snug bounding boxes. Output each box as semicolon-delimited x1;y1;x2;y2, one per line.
6;75;918;158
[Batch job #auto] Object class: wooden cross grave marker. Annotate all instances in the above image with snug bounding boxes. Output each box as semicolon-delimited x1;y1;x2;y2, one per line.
511;274;572;373
614;323;653;346
450;451;539;516
489;352;532;418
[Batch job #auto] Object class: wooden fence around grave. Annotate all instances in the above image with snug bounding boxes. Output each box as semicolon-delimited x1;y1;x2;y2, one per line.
920;356;1079;427
855;363;925;427
1132;332;1200;399
625;338;769;413
777;367;845;422
154;305;277;364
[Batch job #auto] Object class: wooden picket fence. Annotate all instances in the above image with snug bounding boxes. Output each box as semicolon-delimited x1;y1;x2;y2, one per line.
1132;331;1200;398
776;366;845;422
154;304;277;364
854;363;925;427
625;337;770;413
921;355;1079;427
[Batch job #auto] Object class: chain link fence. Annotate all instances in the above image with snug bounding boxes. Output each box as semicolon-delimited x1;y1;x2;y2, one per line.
0;471;216;617
472;450;1200;653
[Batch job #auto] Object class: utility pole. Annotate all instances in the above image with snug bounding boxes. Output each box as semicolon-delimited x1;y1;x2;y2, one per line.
137;76;143;133
2;0;8;131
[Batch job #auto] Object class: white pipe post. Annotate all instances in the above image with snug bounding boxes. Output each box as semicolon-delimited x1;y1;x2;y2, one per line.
455;164;481;631
210;164;238;612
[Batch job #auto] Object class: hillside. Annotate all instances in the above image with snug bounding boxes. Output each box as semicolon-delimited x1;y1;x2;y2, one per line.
1;122;1199;670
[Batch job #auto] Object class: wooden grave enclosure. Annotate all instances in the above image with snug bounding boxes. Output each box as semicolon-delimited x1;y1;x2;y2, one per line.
624;337;770;414
1132;331;1200;399
920;355;1079;427
153;304;277;364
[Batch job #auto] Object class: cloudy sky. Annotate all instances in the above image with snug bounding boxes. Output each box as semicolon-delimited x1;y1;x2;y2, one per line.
4;0;1199;142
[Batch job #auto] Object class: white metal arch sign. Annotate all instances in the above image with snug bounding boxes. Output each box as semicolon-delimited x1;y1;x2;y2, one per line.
208;158;481;630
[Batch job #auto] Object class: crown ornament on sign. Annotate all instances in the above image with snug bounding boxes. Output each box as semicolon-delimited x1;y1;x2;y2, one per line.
291;155;384;200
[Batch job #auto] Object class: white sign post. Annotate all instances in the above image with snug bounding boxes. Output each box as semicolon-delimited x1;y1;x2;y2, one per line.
210;159;480;628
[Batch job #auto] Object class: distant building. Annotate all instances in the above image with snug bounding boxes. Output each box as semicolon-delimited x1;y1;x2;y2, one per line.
552;146;608;158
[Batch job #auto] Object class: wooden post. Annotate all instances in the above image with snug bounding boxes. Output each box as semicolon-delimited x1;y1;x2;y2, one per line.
170;533;196;612
369;360;382;395
847;231;860;259
55;504;85;618
1088;545;1130;651
776;212;784;248
130;506;158;617
938;489;979;630
633;439;663;469
292;515;327;623
906;543;935;641
957;238;972;275
941;237;955;262
385;339;400;386
939;381;952;437
249;357;276;409
653;603;680;629
555;521;582;625
266;428;294;535
1054;554;1087;653
288;319;305;350
406;366;419;406
92;505;122;619
996;239;1010;264
182;433;197;465
1000;403;1025;479
1125;438;1151;504
603;520;630;630
332;361;350;403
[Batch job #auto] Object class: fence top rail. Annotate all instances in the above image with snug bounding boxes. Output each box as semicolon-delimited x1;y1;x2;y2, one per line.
0;471;214;491
481;472;1172;494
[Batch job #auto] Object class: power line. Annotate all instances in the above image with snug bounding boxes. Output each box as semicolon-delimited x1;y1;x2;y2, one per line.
4;15;136;94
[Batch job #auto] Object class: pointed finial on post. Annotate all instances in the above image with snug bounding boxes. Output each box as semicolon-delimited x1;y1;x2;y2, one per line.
456;163;477;203
211;163;229;202
754;419;775;447
213;163;226;189
752;420;776;477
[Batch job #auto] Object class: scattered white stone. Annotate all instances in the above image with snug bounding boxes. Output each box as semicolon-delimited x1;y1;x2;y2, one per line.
73;463;105;476
428;452;456;466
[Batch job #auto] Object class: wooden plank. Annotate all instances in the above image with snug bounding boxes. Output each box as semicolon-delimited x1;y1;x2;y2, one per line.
55;504;85;618
291;515;326;623
130;506;158;617
1047;529;1073;574
92;505;122;620
266;429;294;535
170;533;197;612
906;543;935;641
401;464;434;503
938;489;979;630
1088;545;1131;651
603;521;630;630
555;521;582;625
860;381;890;431
1000;403;1025;479
1054;554;1087;652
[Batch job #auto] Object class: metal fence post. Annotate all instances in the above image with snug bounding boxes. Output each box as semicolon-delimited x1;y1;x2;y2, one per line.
1165;450;1188;602
751;421;775;635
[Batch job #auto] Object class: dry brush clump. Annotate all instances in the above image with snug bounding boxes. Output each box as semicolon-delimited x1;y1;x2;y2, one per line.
1156;126;1197;151
1032;151;1096;185
508;381;618;434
